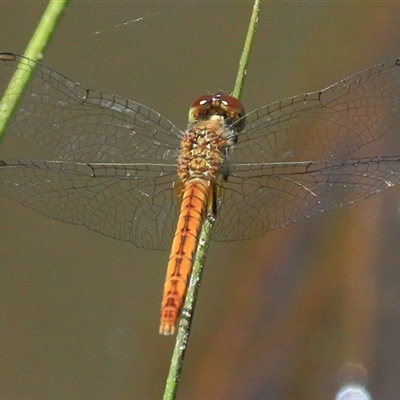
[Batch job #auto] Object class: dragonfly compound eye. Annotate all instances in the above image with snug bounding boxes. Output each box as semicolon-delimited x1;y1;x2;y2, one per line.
188;93;246;131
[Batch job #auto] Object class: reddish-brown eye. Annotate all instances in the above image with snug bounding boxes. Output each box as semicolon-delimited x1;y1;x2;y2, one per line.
188;94;245;130
190;95;214;109
217;95;245;117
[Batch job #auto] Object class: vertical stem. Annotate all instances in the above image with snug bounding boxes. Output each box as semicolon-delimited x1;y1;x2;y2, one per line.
162;1;261;399
232;0;261;99
0;0;70;143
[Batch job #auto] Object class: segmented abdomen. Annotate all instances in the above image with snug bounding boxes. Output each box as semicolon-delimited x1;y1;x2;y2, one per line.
159;179;211;335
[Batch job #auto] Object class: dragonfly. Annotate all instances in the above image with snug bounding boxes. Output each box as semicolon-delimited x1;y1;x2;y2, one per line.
1;53;400;335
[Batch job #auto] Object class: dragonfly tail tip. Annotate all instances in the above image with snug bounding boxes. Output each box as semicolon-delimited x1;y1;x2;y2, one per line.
159;324;175;336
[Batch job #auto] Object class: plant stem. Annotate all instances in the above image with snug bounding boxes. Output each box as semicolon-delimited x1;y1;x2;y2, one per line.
0;0;70;143
162;1;261;399
233;0;261;99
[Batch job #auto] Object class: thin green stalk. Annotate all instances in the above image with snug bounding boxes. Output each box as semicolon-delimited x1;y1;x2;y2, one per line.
162;1;261;399
0;0;70;143
163;218;213;400
233;0;261;99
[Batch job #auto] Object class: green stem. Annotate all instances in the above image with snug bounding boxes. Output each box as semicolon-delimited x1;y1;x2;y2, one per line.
163;218;213;400
233;0;261;99
162;1;261;399
0;0;70;143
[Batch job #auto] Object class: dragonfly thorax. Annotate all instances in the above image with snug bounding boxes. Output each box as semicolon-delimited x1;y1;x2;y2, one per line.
178;117;233;183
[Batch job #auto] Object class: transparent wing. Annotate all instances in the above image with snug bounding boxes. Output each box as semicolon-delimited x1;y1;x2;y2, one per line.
3;54;400;247
0;53;182;163
0;159;178;250
233;58;400;162
212;157;400;241
211;58;400;240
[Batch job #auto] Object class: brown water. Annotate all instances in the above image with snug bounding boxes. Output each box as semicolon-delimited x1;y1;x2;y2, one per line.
1;3;400;399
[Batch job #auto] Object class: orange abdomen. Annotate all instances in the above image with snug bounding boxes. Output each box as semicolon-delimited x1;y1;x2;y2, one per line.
159;179;211;335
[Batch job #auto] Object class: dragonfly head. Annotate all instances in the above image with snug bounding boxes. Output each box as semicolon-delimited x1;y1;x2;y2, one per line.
188;94;245;132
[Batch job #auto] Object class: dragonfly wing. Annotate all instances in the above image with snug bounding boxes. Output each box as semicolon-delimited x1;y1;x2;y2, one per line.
0;159;178;249
235;58;400;162
0;53;182;163
213;157;400;241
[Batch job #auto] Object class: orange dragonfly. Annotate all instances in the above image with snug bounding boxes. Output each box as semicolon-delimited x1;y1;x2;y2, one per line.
1;53;400;335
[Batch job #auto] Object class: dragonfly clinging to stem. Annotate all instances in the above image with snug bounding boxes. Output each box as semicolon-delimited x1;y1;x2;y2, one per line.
1;53;400;334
